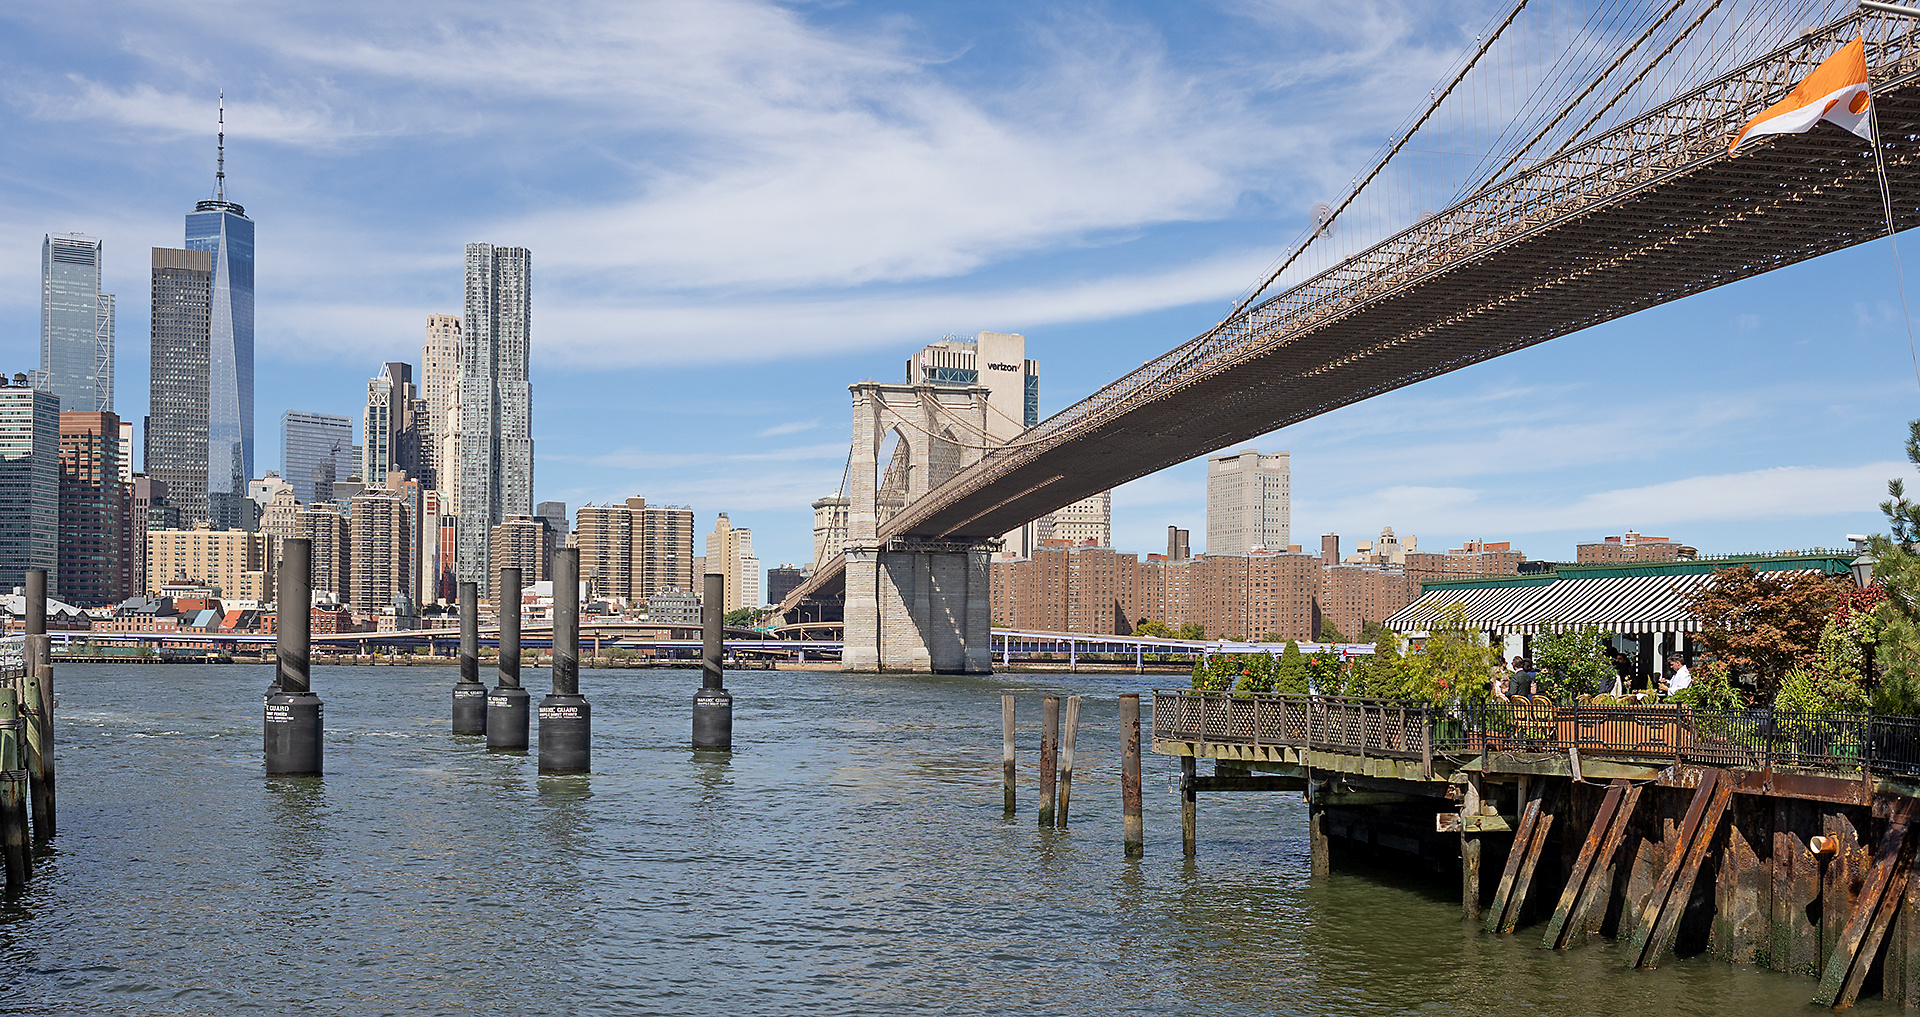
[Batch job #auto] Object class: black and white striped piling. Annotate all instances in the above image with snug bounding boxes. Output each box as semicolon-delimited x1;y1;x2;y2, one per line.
265;538;323;775
692;572;732;750
487;567;530;751
539;549;590;773
452;582;486;734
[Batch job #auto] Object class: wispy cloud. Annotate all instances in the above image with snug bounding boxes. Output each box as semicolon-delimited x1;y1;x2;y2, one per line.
757;419;818;437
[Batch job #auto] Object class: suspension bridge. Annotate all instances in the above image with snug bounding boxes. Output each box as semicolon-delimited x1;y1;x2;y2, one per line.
778;1;1920;671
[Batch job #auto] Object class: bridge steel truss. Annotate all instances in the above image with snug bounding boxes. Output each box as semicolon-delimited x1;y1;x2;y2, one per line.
783;10;1920;617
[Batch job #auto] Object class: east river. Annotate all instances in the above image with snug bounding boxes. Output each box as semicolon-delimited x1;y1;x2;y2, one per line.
0;664;1885;1014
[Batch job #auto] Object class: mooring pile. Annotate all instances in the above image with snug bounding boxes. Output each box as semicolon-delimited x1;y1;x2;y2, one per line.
2;568;59;896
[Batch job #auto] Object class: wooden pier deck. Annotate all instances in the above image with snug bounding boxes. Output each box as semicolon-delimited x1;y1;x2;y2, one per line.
1152;691;1920;1008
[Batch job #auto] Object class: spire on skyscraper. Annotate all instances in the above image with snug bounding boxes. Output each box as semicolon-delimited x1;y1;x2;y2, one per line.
215;90;226;202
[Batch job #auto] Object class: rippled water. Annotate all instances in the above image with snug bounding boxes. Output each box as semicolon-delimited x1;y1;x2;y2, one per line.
0;665;1884;1015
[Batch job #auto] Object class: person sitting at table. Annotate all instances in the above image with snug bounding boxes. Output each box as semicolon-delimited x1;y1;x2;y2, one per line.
1658;657;1692;699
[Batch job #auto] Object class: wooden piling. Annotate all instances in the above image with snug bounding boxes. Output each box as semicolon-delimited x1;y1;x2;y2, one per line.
1838;836;1916;1009
1120;694;1143;858
1495;787;1556;934
23;660;52;843
1056;696;1080;828
1002;694;1016;815
0;689;27;894
1640;773;1733;968
1626;768;1730;968
1485;784;1544;934
1462;773;1483;922
1181;754;1197;858
1815;805;1918;1006
1545;781;1625;948
1039;695;1059;828
1556;782;1642;950
1308;782;1330;876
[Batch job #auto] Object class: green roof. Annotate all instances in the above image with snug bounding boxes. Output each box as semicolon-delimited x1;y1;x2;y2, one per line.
1419;549;1856;593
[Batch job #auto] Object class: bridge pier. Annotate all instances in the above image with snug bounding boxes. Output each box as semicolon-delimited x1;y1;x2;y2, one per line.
843;540;992;674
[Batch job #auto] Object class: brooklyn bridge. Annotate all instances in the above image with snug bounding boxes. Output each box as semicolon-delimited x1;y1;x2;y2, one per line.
778;2;1920;671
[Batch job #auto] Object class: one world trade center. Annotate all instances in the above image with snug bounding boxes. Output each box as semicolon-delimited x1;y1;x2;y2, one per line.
186;97;254;528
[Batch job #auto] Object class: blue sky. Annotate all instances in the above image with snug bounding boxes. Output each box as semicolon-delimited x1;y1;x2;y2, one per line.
0;0;1909;576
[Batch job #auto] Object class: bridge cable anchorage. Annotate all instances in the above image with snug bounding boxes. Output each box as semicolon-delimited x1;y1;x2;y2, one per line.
1867;82;1920;391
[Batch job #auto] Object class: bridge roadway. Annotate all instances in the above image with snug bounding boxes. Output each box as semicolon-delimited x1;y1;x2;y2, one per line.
782;10;1920;619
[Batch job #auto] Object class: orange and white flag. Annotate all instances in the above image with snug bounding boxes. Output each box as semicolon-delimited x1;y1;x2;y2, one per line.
1730;36;1871;154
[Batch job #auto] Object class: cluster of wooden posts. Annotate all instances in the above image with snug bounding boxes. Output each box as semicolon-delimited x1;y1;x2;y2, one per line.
1455;768;1920;1010
1000;692;1146;857
2;569;57;896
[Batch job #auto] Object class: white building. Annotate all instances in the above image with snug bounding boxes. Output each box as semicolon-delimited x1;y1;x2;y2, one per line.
705;512;761;610
1206;448;1290;556
420;313;461;515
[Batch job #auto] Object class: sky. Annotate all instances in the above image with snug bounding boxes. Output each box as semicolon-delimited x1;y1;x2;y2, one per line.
0;0;1911;581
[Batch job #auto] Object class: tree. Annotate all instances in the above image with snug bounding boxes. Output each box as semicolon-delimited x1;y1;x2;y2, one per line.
1317;618;1348;643
1398;604;1502;705
1681;565;1843;703
1274;641;1309;694
724;607;768;628
1359;620;1392;644
1133;618;1174;638
1178;622;1206;640
1531;626;1616;697
1871;424;1920;711
1307;648;1346;695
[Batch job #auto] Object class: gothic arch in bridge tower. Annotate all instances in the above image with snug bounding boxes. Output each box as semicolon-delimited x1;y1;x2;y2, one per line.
844;381;995;674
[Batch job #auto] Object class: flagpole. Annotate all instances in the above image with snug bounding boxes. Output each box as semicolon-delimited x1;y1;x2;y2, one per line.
1868;96;1920;392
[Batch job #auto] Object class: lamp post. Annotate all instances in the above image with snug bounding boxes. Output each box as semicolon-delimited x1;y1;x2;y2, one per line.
1853;553;1878;589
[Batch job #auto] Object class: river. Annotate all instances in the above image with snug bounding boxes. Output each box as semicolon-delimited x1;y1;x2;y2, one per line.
0;664;1879;1015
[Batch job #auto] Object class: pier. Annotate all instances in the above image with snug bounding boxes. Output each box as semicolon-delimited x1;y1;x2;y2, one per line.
1154;691;1920;1007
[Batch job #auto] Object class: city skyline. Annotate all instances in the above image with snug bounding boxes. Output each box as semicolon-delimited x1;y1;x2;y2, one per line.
2;2;1914;581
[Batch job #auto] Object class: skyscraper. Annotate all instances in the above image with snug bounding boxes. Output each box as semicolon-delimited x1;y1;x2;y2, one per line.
37;233;114;412
0;381;62;596
1205;448;1290;556
458;243;532;595
281;411;355;504
59;410;132;606
420;314;461;513
363;362;429;486
148;247;213;525
186;99;255;523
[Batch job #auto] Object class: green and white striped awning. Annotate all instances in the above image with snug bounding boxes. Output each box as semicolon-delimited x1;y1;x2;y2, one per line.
1386;572;1719;636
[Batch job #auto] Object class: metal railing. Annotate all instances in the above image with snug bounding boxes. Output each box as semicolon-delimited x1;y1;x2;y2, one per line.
1152;691;1920;781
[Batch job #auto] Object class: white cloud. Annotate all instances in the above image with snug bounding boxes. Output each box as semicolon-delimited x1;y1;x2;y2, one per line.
1320;462;1903;537
757;419;819;437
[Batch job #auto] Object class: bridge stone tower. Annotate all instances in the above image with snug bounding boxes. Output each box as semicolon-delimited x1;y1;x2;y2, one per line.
843;381;996;673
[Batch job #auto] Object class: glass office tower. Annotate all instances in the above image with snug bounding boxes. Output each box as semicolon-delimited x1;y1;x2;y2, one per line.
38;233;114;412
186;198;253;515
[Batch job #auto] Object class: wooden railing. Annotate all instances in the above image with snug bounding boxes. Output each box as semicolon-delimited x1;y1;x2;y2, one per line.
1151;691;1920;781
